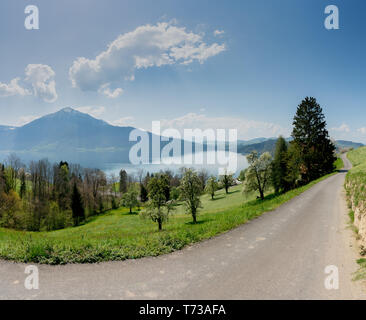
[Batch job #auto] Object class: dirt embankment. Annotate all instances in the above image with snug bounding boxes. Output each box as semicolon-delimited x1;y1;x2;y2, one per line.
345;174;366;253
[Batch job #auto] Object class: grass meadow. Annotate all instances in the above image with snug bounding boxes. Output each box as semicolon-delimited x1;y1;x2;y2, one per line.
0;160;342;264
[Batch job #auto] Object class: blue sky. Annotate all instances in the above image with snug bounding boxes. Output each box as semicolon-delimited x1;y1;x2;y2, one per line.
0;0;366;141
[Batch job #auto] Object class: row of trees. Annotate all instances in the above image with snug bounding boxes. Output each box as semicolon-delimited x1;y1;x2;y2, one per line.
0;158;118;231
119;167;237;230
242;97;336;200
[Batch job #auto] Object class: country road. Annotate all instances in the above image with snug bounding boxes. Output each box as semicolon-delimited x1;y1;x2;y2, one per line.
0;154;365;300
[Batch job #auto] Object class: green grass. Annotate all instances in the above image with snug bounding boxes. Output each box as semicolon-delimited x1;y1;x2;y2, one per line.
0;171;338;264
353;258;366;281
348;147;366;168
334;157;344;171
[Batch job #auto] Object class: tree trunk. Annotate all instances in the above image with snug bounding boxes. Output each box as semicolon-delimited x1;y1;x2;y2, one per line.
158;219;162;231
225;186;228;194
129;206;132;213
192;212;197;223
259;189;264;200
211;194;214;200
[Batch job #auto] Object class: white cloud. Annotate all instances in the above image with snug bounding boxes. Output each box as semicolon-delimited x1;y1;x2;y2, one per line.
110;116;135;127
331;123;350;133
98;83;124;98
358;127;366;135
75;106;106;118
16;115;40;126
158;112;290;140
0;64;57;103
0;78;31;97
213;30;225;37
24;64;58;103
69;21;225;93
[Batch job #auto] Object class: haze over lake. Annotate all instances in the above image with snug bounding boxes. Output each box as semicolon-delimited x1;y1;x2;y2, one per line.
103;151;248;177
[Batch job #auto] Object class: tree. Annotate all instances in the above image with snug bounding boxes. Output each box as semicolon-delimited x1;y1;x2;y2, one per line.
292;97;336;182
19;169;27;199
285;142;302;189
71;182;85;226
243;151;272;200
158;173;171;201
272;136;289;193
55;162;70;210
198;169;209;191
179;169;203;223
205;176;218;200
143;176;173;230
219;170;234;194
238;169;247;182
140;183;148;203
5;153;21;191
119;169;128;193
0;190;21;228
120;185;139;213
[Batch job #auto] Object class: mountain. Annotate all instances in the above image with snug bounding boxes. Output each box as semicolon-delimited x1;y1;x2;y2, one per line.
0;108;143;167
237;139;278;155
237;138;270;146
334;140;364;151
237;138;364;156
0;108;363;167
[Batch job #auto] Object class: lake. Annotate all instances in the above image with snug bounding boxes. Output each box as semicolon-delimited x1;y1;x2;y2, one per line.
102;151;248;178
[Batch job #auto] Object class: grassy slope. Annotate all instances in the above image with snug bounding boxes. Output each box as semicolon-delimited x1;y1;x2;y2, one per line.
346;147;366;280
0;159;344;265
348;147;366;168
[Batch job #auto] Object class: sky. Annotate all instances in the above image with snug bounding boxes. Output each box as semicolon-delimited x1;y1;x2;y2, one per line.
0;0;366;142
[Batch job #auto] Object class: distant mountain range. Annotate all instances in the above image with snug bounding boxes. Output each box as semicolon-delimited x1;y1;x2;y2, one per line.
237;138;364;155
0;108;363;167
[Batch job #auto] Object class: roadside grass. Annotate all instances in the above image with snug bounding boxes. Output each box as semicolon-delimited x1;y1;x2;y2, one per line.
353;258;366;281
0;170;339;264
346;147;366;281
334;157;344;171
348;147;366;168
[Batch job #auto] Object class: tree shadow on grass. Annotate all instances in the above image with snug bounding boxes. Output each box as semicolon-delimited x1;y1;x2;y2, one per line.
210;195;225;201
121;211;139;216
185;218;212;226
227;189;240;195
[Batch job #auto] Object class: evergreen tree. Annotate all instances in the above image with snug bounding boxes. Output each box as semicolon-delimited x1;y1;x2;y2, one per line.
285;142;302;189
140;183;148;202
292;97;336;182
55;162;70;210
0;164;6;194
19;170;27;199
272;136;288;193
119;169;128;193
71;182;85;226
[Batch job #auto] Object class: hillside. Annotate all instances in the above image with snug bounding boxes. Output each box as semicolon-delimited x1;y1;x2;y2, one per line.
237;138;364;156
345;146;366;279
0;108;150;167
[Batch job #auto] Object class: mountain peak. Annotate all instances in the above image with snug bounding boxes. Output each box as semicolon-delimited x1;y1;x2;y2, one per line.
60;107;76;113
